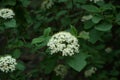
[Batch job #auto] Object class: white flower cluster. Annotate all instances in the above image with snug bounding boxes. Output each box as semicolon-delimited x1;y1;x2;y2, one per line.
84;67;97;77
0;55;17;73
0;8;15;19
81;15;93;22
54;64;67;78
47;31;79;56
90;0;103;3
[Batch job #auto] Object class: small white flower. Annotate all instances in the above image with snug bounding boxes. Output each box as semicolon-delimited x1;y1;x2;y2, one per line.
90;0;103;3
54;64;67;78
105;47;112;53
0;55;17;73
81;15;93;22
47;31;79;56
0;8;15;19
84;67;97;77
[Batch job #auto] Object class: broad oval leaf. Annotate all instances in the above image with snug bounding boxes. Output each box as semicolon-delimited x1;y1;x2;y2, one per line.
84;20;95;29
32;36;45;44
66;53;89;72
13;49;21;59
82;5;100;12
16;62;26;71
70;25;78;36
78;31;90;40
95;22;112;31
4;19;16;28
43;27;51;37
92;15;103;24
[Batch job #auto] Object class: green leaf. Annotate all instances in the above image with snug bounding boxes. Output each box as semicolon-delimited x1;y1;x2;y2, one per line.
70;25;78;36
84;20;94;29
78;31;90;40
20;0;31;7
92;15;103;24
4;19;16;28
82;5;100;12
43;27;51;37
32;36;45;44
56;10;67;19
100;4;113;11
32;36;50;49
88;29;101;44
66;53;89;72
95;22;112;31
13;49;21;59
16;62;25;71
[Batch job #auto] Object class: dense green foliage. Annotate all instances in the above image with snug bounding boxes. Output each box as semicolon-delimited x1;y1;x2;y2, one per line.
0;0;120;80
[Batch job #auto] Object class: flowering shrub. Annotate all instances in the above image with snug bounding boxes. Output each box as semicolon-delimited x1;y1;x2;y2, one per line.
0;55;17;73
47;31;79;56
0;0;120;80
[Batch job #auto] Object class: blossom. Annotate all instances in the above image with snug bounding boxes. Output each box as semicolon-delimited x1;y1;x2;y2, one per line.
0;55;17;73
105;47;112;53
81;15;93;22
54;64;67;78
90;0;103;3
0;8;15;19
84;67;97;77
47;31;79;56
